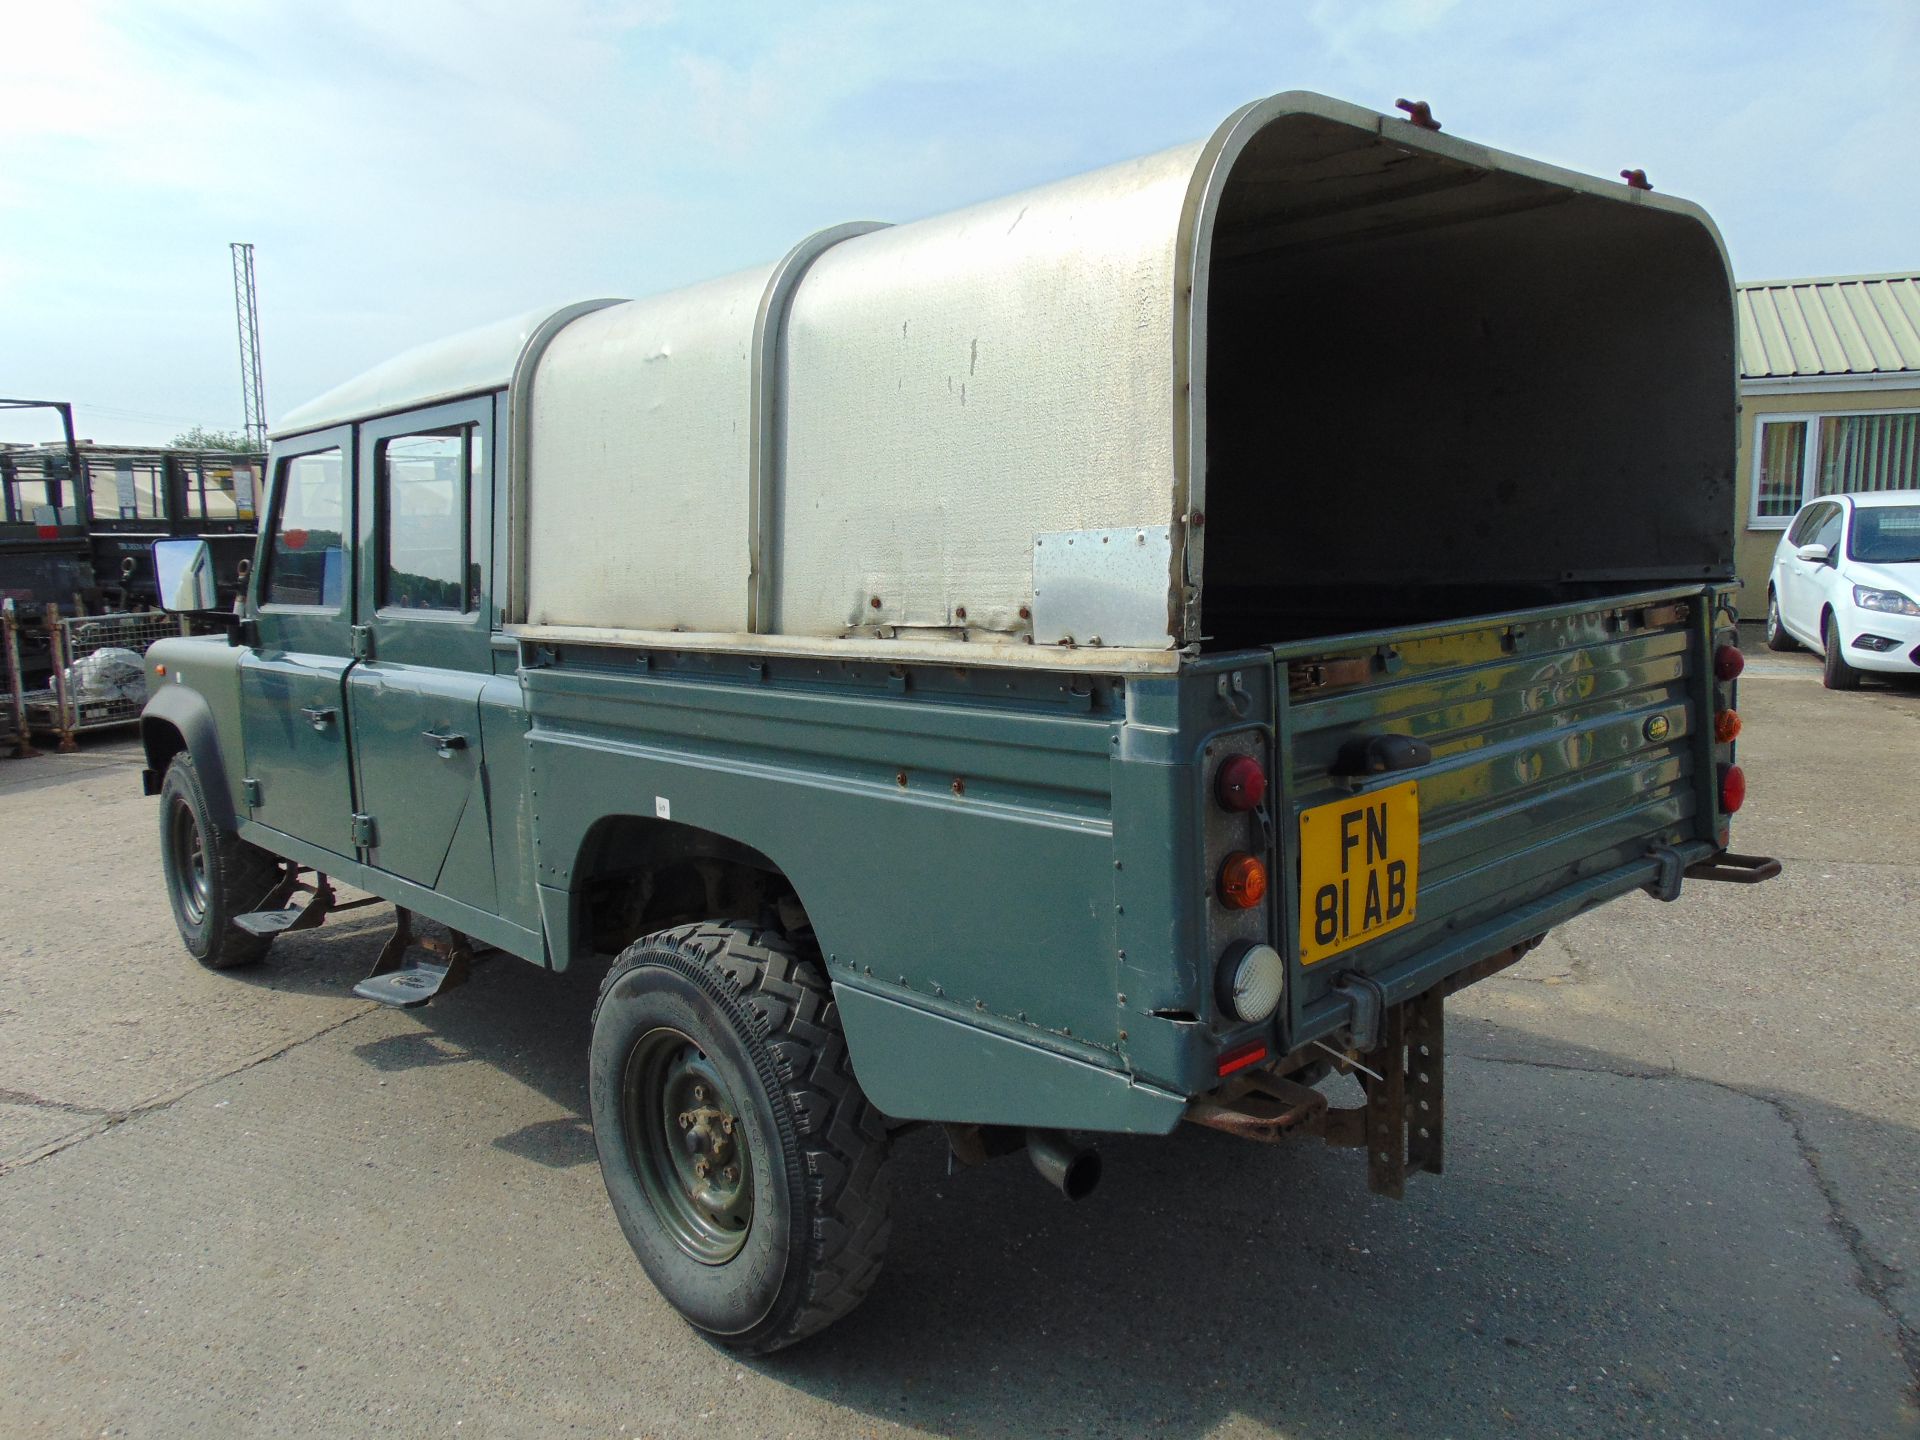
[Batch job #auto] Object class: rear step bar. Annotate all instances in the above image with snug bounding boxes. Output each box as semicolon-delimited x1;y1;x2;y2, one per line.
1188;985;1447;1200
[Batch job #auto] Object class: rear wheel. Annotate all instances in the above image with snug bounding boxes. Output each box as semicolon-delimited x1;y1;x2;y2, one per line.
590;922;893;1353
1765;590;1796;651
157;752;286;969
1821;611;1862;691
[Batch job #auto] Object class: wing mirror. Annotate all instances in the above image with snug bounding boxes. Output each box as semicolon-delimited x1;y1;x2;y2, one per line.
152;538;218;611
1795;542;1832;565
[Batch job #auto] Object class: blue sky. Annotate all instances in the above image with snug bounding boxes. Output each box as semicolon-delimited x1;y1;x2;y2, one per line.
4;0;1915;446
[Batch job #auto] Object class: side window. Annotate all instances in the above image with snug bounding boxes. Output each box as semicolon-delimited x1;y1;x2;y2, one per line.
378;427;476;612
1787;503;1826;545
263;449;348;608
1811;505;1844;553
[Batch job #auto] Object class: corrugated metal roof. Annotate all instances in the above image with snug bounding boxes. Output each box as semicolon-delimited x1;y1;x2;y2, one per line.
1738;272;1920;380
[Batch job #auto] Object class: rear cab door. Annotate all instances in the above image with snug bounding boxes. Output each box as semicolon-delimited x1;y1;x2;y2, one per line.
345;400;497;912
239;430;359;856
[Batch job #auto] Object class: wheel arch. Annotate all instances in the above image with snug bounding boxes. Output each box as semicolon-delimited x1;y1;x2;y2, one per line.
557;812;816;972
141;685;238;830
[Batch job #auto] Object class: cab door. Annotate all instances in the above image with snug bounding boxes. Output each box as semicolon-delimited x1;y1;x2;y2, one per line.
238;432;359;856
344;400;497;912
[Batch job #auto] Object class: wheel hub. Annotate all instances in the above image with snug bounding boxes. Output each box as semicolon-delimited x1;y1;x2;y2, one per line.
625;1030;754;1264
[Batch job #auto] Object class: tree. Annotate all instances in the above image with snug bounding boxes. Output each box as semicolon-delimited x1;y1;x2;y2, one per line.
169;425;255;453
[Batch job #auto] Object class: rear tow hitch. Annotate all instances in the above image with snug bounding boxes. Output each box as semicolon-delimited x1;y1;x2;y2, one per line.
1186;985;1447;1200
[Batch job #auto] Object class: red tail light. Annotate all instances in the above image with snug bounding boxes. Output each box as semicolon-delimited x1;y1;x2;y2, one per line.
1214;753;1268;812
1719;763;1746;814
1713;643;1745;681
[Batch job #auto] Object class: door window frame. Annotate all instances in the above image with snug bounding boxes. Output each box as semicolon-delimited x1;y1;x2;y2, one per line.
252;426;355;656
355;397;495;672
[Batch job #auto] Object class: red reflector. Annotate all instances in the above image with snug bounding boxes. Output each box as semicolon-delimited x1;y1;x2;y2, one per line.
1217;1040;1268;1077
1719;763;1746;814
1714;643;1745;681
1214;753;1268;812
36;524;58;539
1714;709;1741;743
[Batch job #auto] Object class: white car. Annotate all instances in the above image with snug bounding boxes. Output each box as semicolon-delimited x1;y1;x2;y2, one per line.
1766;489;1920;689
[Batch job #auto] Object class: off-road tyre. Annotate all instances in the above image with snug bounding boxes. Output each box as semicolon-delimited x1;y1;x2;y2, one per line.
1821;611;1862;691
590;922;893;1354
1765;590;1796;652
157;752;286;969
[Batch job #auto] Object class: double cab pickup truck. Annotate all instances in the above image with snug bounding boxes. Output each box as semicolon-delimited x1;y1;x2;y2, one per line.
140;91;1776;1353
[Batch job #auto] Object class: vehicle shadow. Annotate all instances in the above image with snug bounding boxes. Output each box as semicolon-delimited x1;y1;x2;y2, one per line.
223;917;1916;1436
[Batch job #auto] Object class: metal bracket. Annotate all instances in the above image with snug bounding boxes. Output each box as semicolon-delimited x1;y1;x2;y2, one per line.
1333;971;1388;1052
1643;844;1685;902
350;624;374;660
351;812;377;848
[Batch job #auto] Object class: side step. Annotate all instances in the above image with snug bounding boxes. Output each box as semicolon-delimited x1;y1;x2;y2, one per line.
235;872;380;937
353;908;472;1009
236;872;338;937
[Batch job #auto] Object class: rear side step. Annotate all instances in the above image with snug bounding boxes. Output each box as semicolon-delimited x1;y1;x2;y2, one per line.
354;907;473;1009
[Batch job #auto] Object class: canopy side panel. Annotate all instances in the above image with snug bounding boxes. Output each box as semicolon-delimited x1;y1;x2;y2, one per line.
525;265;775;633
772;144;1204;645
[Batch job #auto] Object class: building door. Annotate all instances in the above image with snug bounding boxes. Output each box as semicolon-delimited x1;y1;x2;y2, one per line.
344;401;498;914
238;433;359;857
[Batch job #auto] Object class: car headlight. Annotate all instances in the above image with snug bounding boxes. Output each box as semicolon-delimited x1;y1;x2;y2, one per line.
1852;586;1920;617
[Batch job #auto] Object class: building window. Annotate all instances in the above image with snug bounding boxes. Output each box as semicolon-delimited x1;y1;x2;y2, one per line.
1755;419;1807;521
1751;408;1920;527
1817;412;1920;496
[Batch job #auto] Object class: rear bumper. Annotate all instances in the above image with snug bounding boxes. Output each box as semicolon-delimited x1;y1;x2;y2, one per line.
1292;839;1722;1047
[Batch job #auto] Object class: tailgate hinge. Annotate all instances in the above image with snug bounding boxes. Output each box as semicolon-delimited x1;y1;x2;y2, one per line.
351;812;377;848
350;624;374;660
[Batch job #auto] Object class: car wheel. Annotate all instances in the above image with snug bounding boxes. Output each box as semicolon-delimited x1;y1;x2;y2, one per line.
157;752;287;969
1821;612;1862;691
1765;590;1796;652
590;921;893;1354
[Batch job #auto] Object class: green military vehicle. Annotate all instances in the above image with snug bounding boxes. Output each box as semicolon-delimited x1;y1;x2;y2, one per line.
141;92;1777;1353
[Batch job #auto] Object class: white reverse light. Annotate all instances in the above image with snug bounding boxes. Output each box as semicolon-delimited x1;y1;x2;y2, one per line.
1222;942;1286;1023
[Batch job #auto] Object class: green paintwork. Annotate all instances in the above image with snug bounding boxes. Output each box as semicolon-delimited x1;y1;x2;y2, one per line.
141;387;1742;1133
832;983;1188;1134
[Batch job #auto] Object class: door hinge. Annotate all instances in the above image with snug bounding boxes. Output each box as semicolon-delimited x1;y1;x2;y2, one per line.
352;813;377;847
241;777;262;807
351;625;374;659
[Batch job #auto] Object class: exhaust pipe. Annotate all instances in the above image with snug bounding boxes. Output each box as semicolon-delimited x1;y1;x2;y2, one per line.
1025;1129;1102;1201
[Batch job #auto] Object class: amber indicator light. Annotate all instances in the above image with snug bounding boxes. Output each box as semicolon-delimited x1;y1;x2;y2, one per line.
1218;852;1268;909
1714;709;1742;743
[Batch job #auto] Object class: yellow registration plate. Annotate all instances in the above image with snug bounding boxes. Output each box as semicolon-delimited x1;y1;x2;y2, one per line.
1297;780;1420;965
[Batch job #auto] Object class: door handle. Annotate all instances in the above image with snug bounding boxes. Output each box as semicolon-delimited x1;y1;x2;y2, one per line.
422;728;469;758
1332;734;1433;777
301;705;337;731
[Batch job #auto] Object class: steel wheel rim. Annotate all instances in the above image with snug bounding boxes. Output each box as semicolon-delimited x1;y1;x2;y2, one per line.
623;1027;753;1265
167;796;210;926
1767;597;1780;640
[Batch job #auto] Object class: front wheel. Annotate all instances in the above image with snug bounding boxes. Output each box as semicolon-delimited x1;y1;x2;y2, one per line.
1821;612;1863;691
157;752;286;969
589;922;893;1353
1765;590;1796;652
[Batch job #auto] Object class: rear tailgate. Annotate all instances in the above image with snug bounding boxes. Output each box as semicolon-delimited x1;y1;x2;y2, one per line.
1275;587;1722;1041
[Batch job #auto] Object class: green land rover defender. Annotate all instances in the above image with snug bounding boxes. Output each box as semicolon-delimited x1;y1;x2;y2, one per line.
140;92;1776;1352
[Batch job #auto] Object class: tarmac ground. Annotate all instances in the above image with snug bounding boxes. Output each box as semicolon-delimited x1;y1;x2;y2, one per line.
0;637;1915;1438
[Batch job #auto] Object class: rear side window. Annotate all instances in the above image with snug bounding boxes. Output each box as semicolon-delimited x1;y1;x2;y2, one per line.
378;427;475;612
263;449;347;608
